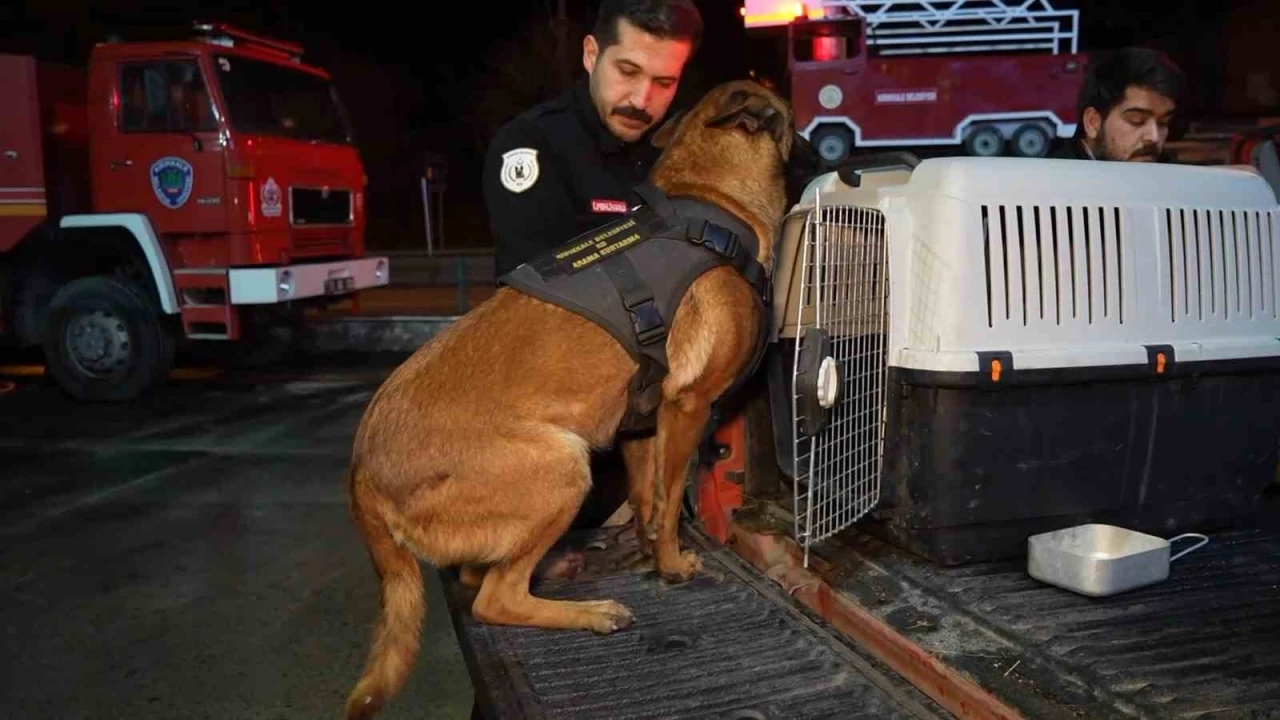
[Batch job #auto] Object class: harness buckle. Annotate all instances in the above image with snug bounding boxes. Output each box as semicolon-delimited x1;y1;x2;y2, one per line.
699;222;741;260
628;298;667;345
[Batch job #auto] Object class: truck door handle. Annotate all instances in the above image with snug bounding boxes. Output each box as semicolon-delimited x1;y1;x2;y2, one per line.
3;150;16;160
109;159;133;169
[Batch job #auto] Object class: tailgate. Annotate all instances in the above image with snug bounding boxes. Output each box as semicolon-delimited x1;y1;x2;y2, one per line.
443;524;947;720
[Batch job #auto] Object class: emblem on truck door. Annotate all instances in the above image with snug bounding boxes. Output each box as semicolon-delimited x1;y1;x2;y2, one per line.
261;177;283;217
149;156;194;209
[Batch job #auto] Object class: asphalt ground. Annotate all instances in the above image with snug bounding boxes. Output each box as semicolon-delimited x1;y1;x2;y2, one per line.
0;351;475;720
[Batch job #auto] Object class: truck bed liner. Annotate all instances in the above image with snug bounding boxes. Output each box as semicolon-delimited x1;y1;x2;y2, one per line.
443;524;947;720
817;499;1280;720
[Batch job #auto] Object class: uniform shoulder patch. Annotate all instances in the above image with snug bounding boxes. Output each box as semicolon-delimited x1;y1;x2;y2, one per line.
500;148;540;194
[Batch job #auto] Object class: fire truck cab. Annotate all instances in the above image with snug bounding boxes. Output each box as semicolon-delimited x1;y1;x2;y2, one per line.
742;0;1089;164
0;23;389;401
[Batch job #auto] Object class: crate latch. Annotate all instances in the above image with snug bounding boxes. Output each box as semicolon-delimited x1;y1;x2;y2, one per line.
977;350;1014;387
1144;344;1175;376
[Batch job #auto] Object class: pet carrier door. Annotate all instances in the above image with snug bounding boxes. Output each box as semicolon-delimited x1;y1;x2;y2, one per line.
791;192;890;565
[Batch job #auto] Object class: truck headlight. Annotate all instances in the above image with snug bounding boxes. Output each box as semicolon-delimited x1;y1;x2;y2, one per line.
278;269;293;298
375;259;386;281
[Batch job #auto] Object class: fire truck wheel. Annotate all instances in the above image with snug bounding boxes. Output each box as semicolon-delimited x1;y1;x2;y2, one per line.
964;126;1005;157
811;125;853;164
1011;124;1051;158
41;275;175;402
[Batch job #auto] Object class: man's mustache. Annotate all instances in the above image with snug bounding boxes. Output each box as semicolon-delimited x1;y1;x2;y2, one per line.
1131;143;1159;158
612;105;653;124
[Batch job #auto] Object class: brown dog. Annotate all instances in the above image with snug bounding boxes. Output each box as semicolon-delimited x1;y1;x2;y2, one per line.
343;79;795;720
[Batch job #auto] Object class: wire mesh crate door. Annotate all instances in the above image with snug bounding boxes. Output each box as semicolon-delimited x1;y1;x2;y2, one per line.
792;194;890;565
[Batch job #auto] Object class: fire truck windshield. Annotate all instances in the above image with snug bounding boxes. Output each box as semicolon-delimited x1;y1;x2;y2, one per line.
213;53;354;145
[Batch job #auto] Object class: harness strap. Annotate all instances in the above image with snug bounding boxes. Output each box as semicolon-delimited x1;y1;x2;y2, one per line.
604;182;773;432
631;181;676;218
601;253;670;425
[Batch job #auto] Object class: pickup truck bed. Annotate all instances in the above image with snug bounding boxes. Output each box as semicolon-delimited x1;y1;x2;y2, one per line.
443;523;948;720
814;506;1280;720
447;492;1280;720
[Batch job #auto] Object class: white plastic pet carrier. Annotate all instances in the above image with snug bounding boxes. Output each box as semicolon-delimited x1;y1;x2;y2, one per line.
770;155;1280;565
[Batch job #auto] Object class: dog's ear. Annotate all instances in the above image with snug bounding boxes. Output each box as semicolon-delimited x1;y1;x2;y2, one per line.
650;110;686;149
705;87;789;145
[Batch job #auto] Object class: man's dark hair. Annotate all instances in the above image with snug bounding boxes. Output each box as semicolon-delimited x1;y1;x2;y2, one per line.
591;0;704;54
1075;46;1184;137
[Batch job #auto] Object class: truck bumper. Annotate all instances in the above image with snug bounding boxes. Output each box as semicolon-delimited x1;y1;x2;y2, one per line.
227;256;389;305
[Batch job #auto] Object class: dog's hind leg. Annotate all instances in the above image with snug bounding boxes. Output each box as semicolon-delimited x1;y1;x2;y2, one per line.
468;435;635;634
651;397;713;583
620;435;657;562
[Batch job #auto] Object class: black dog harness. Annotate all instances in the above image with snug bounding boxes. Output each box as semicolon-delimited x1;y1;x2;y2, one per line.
498;181;772;434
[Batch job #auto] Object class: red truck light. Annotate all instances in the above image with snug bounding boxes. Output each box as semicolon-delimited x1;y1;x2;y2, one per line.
743;0;806;27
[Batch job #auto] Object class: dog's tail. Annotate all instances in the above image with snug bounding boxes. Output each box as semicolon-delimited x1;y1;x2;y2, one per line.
345;467;425;720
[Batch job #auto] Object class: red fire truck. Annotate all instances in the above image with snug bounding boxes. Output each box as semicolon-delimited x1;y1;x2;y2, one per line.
0;22;389;401
741;0;1089;163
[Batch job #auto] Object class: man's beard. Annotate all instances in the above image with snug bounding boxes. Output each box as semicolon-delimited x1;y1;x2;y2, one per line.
1095;126;1159;161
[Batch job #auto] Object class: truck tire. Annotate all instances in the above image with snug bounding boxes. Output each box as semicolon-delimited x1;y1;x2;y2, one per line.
811;125;853;165
1011;123;1051;158
41;275;175;402
964;125;1005;157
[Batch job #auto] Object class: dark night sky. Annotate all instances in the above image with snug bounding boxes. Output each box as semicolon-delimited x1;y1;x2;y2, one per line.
1;0;1273;251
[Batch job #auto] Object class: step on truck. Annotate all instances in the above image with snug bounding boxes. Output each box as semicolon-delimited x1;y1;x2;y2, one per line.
446;151;1280;719
740;0;1089;164
0;22;390;401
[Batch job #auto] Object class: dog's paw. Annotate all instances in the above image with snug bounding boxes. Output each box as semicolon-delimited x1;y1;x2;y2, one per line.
584;600;635;634
658;550;702;583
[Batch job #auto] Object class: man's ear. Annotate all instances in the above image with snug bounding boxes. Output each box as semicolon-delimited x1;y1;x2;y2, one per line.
582;34;599;74
650;110;685;149
1082;107;1102;141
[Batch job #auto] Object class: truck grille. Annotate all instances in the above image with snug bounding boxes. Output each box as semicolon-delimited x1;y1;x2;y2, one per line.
289;186;351;226
291;227;351;258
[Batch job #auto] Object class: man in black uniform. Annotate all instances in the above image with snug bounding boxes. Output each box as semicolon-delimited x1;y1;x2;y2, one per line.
481;0;704;529
1053;46;1184;162
483;0;703;278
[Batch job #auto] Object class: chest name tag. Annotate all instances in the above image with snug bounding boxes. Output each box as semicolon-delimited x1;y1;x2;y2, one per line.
591;198;628;214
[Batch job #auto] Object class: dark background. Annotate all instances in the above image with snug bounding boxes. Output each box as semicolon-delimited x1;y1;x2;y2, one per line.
3;0;1278;253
